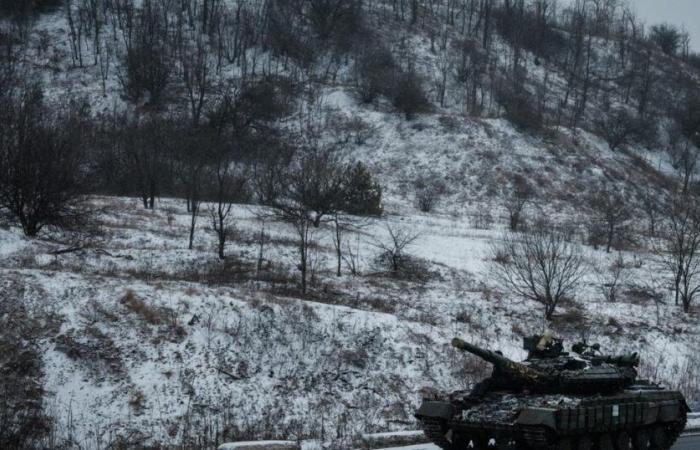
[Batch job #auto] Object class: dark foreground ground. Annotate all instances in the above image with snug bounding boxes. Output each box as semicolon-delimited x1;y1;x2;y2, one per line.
385;433;700;449
673;433;700;449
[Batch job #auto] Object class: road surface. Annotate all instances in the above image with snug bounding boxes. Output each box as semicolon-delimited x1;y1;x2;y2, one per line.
673;433;700;449
380;433;700;449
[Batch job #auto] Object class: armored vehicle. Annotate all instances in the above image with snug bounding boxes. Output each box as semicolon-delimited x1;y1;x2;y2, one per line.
416;335;688;449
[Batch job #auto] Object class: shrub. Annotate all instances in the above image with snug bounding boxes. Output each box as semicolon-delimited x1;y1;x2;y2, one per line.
390;68;431;120
495;84;542;131
343;162;383;216
0;284;52;448
414;172;447;213
491;229;586;321
0;84;91;237
354;45;397;104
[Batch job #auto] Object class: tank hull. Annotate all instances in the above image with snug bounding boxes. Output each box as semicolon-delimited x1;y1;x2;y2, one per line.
416;388;689;449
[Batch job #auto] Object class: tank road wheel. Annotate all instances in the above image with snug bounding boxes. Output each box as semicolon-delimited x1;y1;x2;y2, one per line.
555;437;574;450
613;431;631;450
631;429;650;449
575;435;594;450
598;433;615;450
497;438;518;449
471;435;490;449
420;418;456;450
650;426;671;449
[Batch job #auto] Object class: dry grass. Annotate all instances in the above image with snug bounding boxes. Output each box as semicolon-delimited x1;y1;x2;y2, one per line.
120;290;164;325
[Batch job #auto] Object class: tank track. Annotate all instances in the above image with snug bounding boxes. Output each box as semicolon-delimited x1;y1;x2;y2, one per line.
419;417;454;449
520;412;687;450
665;410;687;450
520;426;551;449
421;412;687;450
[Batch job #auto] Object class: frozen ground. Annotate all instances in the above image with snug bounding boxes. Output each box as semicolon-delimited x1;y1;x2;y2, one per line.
0;2;698;448
1;187;698;448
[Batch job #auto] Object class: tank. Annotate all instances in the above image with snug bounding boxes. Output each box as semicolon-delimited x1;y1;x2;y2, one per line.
416;335;689;449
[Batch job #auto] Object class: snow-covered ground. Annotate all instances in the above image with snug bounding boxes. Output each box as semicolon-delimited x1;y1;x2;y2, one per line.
1;188;698;448
2;4;699;448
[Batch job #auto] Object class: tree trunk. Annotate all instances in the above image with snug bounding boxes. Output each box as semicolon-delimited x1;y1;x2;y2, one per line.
257;219;266;273
189;201;198;250
217;219;226;260
334;215;342;277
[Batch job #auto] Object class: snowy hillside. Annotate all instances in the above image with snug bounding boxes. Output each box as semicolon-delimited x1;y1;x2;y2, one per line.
2;0;700;449
1;191;698;448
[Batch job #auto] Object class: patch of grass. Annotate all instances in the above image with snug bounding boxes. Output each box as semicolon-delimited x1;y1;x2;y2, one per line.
120;290;163;325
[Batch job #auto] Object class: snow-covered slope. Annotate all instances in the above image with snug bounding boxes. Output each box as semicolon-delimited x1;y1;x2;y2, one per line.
1;192;698;448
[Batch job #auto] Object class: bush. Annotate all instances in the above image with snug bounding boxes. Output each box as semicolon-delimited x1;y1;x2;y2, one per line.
0;283;52;448
354;45;397;104
496;85;543;131
650;23;681;56
343;162;383;216
0;84;91;237
390;68;431;120
491;229;586;321
414;173;447;213
0;0;62;17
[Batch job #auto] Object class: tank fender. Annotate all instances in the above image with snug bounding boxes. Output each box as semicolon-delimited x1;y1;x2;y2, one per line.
516;408;557;430
415;401;454;420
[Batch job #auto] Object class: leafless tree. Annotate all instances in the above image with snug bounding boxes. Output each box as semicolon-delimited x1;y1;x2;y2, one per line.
588;184;632;253
373;223;420;273
414;172;446;213
179;31;212;126
119;115;171;210
594;107;638;151
661;195;700;313
595;253;627;303
640;185;660;238
491;229;586;321
172;129;210;250
264;146;345;293
209;147;248;260
504;174;533;231
650;23;682;56
0;84;90;237
118;1;171;106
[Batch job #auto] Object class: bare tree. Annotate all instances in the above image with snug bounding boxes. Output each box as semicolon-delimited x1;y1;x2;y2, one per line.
414;172;446;213
209;146;248;260
662;195;700;313
179;32;212;126
0;84;90;237
640;185;660;238
118;1;171;106
588;185;632;253
373;223;420;274
669;135;699;196
265;147;345;293
172;128;210;250
119;114;170;209
492;229;586;321
504;174;533;231
330;162;383;276
594;107;638;151
650;23;682;56
595;253;627;303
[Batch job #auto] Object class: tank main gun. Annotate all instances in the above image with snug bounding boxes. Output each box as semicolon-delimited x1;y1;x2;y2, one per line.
451;337;637;394
451;338;547;386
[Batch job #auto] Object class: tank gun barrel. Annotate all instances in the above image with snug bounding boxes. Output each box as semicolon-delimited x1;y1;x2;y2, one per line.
451;338;512;366
592;353;640;368
451;338;546;383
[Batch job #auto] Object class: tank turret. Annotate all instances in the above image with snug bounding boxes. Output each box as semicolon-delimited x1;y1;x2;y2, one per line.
452;336;636;395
